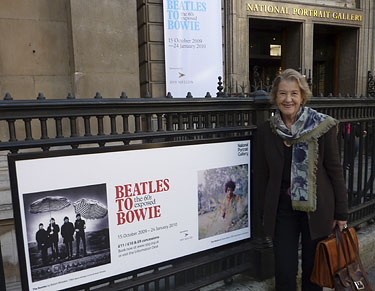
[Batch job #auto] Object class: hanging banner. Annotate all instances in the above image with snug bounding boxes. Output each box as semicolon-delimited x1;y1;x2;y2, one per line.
9;139;251;291
163;0;223;97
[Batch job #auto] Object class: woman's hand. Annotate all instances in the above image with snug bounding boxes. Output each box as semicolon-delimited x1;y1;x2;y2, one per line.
332;220;347;232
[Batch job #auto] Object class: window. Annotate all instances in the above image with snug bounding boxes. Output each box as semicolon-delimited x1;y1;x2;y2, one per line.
270;45;281;57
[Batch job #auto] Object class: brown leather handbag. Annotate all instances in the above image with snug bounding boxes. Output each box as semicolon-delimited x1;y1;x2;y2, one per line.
310;226;372;290
333;227;372;290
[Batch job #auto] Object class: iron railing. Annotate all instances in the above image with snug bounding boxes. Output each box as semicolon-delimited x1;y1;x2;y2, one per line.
0;92;258;291
368;71;375;98
1;84;375;290
0;92;255;152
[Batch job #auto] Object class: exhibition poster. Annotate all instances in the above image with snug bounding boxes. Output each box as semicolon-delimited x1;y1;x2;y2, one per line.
163;0;223;97
9;139;250;291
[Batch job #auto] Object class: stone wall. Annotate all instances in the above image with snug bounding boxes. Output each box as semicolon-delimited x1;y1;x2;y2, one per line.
0;0;72;99
0;0;140;100
70;0;140;98
0;0;140;286
0;1;73;282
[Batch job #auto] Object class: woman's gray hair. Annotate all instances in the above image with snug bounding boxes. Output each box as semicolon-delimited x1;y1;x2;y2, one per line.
270;68;312;105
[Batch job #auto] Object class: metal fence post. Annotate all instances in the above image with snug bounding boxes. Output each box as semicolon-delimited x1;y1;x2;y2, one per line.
249;90;275;280
0;242;6;291
367;71;375;97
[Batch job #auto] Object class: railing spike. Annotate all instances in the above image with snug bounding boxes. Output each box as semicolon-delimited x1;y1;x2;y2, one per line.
205;92;212;98
186;92;193;98
67;92;75;99
307;69;312;88
328;93;333;97
217;76;224;97
4;92;12;100
166;92;173;98
319;93;324;97
94;92;102;99
37;92;46;100
120;91;128;99
338;93;342;97
144;91;151;98
346;93;350;98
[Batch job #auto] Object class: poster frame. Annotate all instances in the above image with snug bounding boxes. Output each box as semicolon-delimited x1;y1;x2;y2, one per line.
8;136;252;291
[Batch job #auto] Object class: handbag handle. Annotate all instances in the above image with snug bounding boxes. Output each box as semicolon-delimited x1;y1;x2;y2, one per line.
335;226;350;269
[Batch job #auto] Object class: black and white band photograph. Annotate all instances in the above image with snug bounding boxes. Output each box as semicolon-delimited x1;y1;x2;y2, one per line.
22;183;110;282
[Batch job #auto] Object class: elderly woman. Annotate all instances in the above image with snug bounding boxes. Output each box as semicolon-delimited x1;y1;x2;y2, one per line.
254;68;348;291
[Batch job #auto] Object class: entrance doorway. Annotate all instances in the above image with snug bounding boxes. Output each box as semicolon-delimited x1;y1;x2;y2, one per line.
313;24;358;96
249;19;302;92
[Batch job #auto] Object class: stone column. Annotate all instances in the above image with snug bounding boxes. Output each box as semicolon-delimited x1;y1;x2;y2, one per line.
368;0;375;97
137;0;166;97
372;0;375;72
357;0;374;95
302;21;314;81
224;1;249;93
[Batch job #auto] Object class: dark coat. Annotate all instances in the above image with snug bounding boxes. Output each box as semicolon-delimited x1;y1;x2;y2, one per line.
61;222;75;243
75;219;86;236
47;223;60;243
36;229;48;250
254;121;348;240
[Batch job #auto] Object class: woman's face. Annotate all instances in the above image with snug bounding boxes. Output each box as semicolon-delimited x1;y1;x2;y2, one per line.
276;79;303;123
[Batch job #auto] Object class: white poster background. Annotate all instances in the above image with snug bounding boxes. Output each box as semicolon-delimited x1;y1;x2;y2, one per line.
163;0;223;97
13;140;250;291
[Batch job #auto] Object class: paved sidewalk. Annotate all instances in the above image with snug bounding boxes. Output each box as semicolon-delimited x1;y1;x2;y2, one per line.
201;222;375;291
5;265;375;291
200;266;375;291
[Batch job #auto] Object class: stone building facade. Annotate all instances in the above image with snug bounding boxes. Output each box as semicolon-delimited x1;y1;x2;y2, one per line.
0;0;374;287
228;0;373;97
0;0;140;100
139;0;374;97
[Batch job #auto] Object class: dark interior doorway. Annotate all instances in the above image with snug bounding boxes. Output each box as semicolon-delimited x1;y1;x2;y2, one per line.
313;24;358;96
249;19;302;92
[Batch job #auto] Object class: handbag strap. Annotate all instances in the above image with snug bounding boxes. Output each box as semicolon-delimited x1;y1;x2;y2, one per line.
342;228;353;263
336;226;342;269
344;227;372;285
345;227;361;264
335;226;358;286
335;226;350;268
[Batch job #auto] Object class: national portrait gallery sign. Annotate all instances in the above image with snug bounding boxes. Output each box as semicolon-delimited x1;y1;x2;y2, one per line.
246;1;363;23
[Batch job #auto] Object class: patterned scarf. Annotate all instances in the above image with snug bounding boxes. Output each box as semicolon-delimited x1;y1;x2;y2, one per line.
270;106;338;212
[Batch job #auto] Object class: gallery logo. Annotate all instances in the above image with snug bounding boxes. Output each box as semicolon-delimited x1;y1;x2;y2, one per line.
237;142;249;157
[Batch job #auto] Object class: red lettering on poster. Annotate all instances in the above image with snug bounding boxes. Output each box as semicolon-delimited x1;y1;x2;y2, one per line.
114;179;170;225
